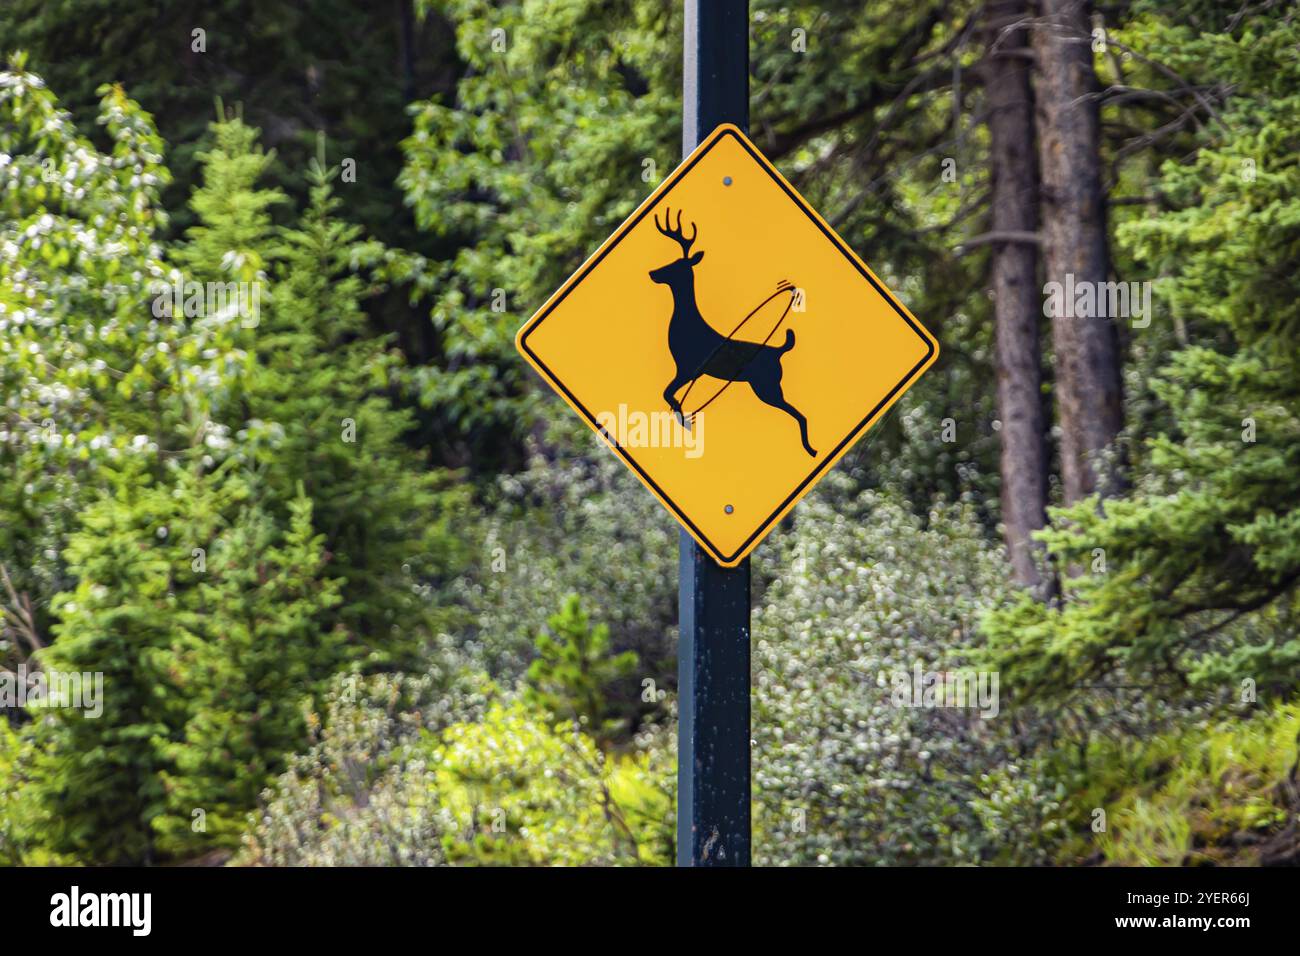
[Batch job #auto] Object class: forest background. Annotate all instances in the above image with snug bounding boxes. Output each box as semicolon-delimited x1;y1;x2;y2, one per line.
1;0;1298;866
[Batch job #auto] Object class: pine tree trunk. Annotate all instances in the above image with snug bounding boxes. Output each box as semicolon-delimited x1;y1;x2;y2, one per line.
983;0;1051;591
1032;0;1123;503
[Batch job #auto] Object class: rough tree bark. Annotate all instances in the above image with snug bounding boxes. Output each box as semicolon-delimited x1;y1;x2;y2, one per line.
982;0;1052;591
1032;0;1124;503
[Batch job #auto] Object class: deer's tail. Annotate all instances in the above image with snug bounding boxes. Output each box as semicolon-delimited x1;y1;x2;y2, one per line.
778;328;796;354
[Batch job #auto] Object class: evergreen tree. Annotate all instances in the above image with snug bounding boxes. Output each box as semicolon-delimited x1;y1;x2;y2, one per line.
525;595;638;746
24;461;188;864
983;10;1300;703
175;118;466;655
7;81;466;861
247;141;466;649
158;485;348;856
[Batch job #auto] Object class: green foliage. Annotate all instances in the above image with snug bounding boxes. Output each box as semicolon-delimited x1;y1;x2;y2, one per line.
20;463;349;863
751;477;1020;865
245;674;674;867
1037;704;1300;867
436;699;636;865
6;2;1300;871
0;66;466;863
605;726;676;865
23;463;193;864
239;670;486;867
0;720;34;864
967;758;1072;867
1100;709;1296;865
450;428;678;681
229;135;469;649
983;12;1300;706
156;487;350;856
0;0;455;248
0;61;221;636
525;595;638;745
401;0;676;455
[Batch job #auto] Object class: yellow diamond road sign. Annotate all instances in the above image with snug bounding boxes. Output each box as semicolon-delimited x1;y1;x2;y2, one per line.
516;124;939;567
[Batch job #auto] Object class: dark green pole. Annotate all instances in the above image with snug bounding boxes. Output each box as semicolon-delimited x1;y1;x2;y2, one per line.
677;0;751;868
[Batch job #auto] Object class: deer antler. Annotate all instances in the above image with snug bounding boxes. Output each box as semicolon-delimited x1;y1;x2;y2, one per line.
654;207;697;257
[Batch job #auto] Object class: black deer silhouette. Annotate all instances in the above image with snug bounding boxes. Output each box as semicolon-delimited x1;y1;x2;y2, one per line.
649;208;816;457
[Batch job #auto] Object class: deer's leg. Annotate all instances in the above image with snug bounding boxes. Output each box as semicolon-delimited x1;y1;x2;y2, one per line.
663;369;693;427
747;375;816;457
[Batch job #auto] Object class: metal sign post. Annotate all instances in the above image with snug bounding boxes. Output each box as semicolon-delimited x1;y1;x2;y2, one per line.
514;0;937;869
677;0;751;868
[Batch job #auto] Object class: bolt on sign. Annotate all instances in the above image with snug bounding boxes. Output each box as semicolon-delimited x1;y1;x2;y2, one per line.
516;124;939;567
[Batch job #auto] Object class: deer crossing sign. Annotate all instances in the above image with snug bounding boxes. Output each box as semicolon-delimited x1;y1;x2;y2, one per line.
516;124;939;567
